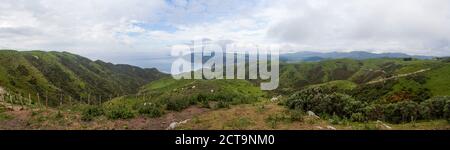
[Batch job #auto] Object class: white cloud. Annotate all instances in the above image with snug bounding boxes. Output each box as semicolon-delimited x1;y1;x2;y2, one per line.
0;0;166;54
263;0;450;55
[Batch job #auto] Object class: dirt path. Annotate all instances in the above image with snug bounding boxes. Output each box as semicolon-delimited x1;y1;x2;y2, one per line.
0;103;210;130
104;106;209;130
366;68;431;85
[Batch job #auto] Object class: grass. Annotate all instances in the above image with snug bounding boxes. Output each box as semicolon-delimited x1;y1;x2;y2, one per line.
0;113;13;121
225;117;254;130
177;100;450;130
425;65;450;96
178;100;325;130
335;120;450;130
308;80;357;91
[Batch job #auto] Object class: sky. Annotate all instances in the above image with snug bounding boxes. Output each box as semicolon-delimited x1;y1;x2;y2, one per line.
1;0;450;71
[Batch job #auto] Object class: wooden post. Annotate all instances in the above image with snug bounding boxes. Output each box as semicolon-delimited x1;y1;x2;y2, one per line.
69;96;72;106
28;93;31;105
9;94;13;110
45;91;48;109
109;95;112;101
19;93;24;110
37;93;40;107
60;93;63;107
99;95;102;105
88;93;90;105
143;93;146;101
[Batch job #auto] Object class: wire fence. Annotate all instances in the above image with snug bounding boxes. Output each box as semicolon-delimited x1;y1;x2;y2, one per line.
0;91;125;111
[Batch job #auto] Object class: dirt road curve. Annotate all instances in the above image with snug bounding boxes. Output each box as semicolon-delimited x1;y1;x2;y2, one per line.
366;68;431;85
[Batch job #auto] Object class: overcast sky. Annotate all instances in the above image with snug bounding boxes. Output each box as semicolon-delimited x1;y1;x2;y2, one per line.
1;0;449;69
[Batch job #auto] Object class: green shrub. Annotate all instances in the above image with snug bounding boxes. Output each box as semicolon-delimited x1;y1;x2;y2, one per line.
363;104;384;121
214;101;230;109
265;114;287;129
166;96;191;111
382;101;421;124
0;113;12;121
289;110;304;122
350;113;367;122
81;105;104;121
0;105;6;113
104;103;135;120
328;114;343;125
212;92;233;102
421;96;450;119
351;80;397;103
226;117;254;130
286;87;364;118
444;100;450;122
136;102;164;118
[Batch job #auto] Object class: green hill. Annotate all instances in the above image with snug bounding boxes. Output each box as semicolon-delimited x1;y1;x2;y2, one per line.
283;58;450;123
0;50;168;106
278;58;447;92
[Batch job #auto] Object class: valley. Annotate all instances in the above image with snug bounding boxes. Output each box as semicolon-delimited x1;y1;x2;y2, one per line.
1;50;450;130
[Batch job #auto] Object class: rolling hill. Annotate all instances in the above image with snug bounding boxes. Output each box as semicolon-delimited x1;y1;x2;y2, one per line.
0;50;168;106
277;58;449;94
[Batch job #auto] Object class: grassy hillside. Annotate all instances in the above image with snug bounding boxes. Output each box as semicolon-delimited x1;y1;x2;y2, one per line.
0;50;168;106
283;58;450;124
74;78;266;120
277;58;447;93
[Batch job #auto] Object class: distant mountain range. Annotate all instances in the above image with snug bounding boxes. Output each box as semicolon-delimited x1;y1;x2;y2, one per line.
280;51;434;62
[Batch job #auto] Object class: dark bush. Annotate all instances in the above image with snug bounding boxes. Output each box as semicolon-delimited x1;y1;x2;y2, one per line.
289;110;304;122
286;87;364;118
444;100;450;122
16;65;30;76
215;101;230;109
136;102;164;118
286;87;331;110
350;113;367;122
420;96;450;119
81;105;104;121
212;92;234;102
351;80;397;103
382;101;421;123
363;104;384;121
104;103;135;120
0;105;6;113
166;96;191;111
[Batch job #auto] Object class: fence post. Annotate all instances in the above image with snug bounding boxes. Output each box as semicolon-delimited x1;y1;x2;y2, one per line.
88;93;90;105
69;96;72;106
18;93;24;110
99;95;102;105
60;93;63;107
28;93;31;106
45;91;48;109
9;94;13;110
37;93;41;108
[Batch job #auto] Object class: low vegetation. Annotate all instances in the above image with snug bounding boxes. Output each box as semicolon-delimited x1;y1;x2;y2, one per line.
285;85;450;124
